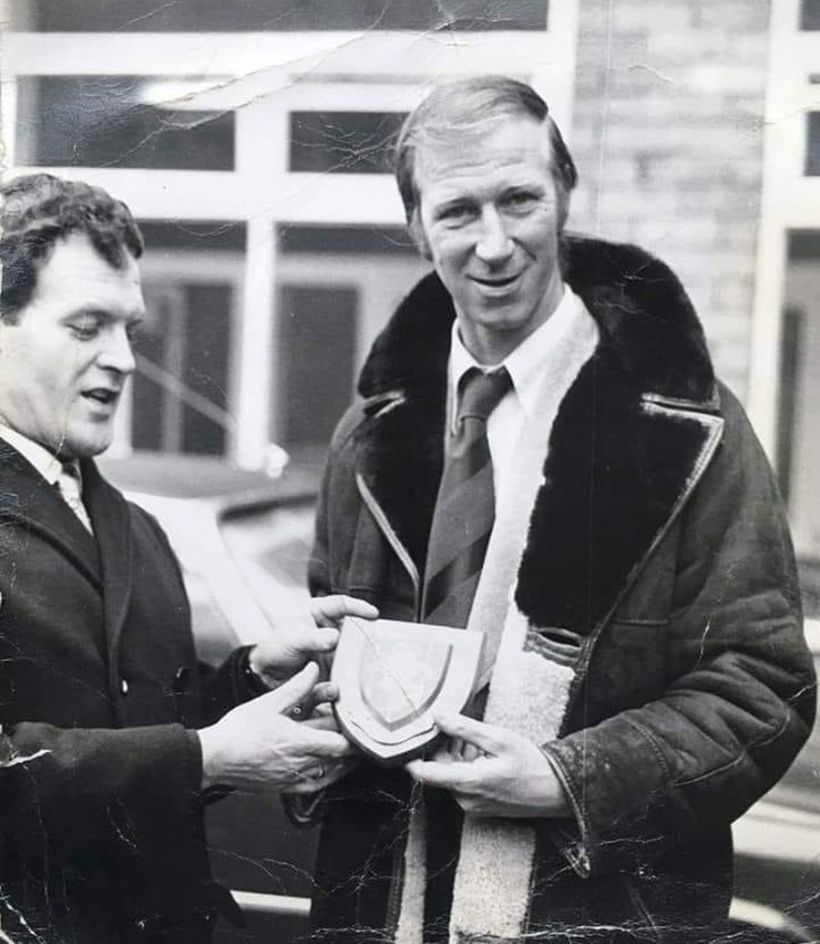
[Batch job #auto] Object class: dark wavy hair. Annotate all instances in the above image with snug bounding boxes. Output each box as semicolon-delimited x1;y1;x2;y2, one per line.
394;76;578;251
0;173;144;323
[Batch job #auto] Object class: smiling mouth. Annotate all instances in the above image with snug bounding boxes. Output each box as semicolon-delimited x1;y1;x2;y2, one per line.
471;272;522;289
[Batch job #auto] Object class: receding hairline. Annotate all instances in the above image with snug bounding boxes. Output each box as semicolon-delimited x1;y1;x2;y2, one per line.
411;112;557;199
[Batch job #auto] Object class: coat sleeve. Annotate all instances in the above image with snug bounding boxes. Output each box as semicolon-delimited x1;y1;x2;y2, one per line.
543;389;817;879
0;721;213;900
0;720;200;831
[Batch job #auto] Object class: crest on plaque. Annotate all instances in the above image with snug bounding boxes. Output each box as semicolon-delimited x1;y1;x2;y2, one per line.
332;617;483;765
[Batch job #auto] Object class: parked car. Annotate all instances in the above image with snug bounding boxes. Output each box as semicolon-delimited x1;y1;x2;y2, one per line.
731;617;820;941
102;451;321;943
102;452;820;943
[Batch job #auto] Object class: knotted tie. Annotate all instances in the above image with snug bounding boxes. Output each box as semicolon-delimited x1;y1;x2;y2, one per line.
422;366;512;627
57;460;93;533
419;366;512;941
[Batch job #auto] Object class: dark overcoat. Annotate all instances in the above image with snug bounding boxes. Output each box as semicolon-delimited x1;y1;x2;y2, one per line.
0;443;251;943
304;235;817;942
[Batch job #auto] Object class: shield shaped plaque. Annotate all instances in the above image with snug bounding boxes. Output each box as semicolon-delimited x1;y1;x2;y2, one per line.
332;617;483;765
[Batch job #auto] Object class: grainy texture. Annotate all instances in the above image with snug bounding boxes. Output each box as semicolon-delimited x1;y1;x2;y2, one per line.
570;0;771;401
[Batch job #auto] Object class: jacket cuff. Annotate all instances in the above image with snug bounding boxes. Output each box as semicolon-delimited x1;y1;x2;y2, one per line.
541;714;675;879
238;645;274;696
540;745;592;878
203;646;269;723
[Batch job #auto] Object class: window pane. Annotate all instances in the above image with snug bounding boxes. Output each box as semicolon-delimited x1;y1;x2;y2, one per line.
290;111;406;174
17;76;234;171
806;112;820;176
783;230;820;617
277;285;358;448
801;0;820;29
181;284;232;456
140;220;246;252
14;0;548;31
133;221;243;458
279;224;416;256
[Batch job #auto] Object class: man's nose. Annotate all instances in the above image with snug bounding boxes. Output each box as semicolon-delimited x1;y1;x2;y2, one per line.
475;206;514;264
97;325;136;376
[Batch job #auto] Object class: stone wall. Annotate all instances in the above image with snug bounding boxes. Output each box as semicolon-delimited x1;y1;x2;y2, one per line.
568;0;771;400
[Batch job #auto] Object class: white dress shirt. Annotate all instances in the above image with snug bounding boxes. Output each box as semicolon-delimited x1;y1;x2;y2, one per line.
0;424;93;532
448;286;597;511
0;423;64;486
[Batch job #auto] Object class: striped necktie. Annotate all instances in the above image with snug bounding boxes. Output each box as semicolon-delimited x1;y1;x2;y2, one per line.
57;460;93;534
422;367;512;627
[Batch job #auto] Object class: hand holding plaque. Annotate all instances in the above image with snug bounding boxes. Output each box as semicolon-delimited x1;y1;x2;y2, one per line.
331;617;483;765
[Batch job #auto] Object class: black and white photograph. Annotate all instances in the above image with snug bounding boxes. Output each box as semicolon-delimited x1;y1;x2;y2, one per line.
0;2;819;942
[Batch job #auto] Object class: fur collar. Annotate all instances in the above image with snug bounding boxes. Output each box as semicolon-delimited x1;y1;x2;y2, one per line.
350;234;724;640
358;234;715;405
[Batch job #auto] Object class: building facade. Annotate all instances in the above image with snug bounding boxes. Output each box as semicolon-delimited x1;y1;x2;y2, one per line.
2;0;819;565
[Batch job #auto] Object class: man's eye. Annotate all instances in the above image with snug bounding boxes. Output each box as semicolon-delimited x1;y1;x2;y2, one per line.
438;204;475;225
126;323;142;343
503;191;538;211
68;323;100;341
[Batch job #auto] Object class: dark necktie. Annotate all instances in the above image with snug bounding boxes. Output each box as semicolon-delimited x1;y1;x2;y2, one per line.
422;366;512;627
420;366;512;942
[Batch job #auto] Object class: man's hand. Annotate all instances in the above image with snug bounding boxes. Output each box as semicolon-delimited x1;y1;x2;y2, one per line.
199;663;354;793
248;595;378;687
406;713;570;818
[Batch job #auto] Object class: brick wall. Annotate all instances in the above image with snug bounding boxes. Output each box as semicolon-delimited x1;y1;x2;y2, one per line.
568;0;771;401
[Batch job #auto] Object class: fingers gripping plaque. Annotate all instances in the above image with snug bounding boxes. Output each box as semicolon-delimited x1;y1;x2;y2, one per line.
332;617;483;765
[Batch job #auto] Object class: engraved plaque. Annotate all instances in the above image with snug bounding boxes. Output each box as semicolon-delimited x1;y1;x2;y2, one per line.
332;617;483;765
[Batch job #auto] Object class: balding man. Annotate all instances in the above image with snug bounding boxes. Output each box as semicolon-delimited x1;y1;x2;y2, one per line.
299;77;816;944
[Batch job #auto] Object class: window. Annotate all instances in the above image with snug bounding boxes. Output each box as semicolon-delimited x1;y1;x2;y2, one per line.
13;0;548;32
132;221;244;456
276;285;358;448
290;111;406;175
801;0;820;30
279;224;417;255
134;284;234;456
274;224;426;451
806;112;820;175
16;76;234;170
781;231;820;591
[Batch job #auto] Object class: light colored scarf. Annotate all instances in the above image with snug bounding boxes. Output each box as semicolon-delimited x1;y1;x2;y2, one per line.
395;306;599;944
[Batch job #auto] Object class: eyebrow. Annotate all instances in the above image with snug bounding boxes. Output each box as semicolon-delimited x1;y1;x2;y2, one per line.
432;196;475;213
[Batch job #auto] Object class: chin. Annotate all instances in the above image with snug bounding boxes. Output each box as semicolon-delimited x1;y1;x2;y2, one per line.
63;429;115;459
478;309;535;334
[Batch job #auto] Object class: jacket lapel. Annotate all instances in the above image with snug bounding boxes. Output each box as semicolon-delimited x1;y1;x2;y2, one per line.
511;240;721;636
0;439;101;588
354;389;446;584
354;273;454;582
514;350;723;637
80;459;134;671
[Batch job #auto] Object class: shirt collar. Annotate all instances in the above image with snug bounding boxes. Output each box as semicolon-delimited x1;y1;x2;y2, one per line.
0;424;64;486
448;285;588;423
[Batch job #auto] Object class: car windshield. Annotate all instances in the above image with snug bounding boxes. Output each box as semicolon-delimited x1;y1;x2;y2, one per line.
219;499;316;626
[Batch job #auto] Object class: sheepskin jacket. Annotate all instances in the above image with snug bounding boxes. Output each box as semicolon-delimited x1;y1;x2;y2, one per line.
306;234;816;943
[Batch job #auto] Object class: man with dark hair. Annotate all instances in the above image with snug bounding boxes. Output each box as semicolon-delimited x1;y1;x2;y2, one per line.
303;77;816;943
0;173;372;943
